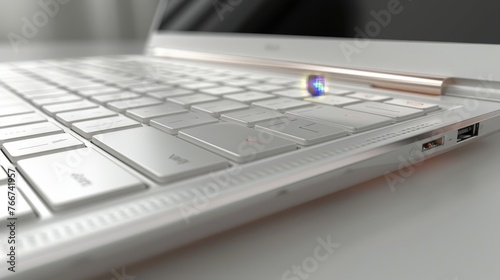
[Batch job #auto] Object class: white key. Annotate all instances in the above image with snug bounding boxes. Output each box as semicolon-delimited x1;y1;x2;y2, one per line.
0;122;63;144
92;127;227;184
179;82;218;90
2;133;84;162
56;107;117;126
255;116;348;146
107;97;163;112
18;148;145;210
32;95;82;107
253;97;311;112
288;105;393;133
220;107;284;127
305;95;361;107
0;186;36;221
72;116;141;139
167;94;219;107
129;84;173;94
179;123;296;163
348;92;392;102
150;112;218;134
126;103;187;123
273;89;310;99
223;79;260;87
0;104;33;117
224;92;274;104
91;92;140;104
191;100;248;117
0;113;45;129
147;89;194;100
327;89;354;95
77;86;120;97
201;86;245;96
246;84;284;92
265;77;296;85
0;167;7;184
344;102;425;122
42;100;98;116
385;98;440;112
22;90;69;99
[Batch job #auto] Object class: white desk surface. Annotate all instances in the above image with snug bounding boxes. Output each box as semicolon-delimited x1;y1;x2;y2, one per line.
95;132;500;280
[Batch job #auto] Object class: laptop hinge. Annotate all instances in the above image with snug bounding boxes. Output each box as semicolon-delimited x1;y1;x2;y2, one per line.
150;48;450;96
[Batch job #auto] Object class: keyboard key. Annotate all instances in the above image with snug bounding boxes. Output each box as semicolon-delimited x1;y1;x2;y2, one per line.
246;84;284;92
107;97;162;112
273;89;310;99
92;127;227;184
18;148;145;210
126;103;187;123
179;82;218;90
385;98;440;112
179;123;296;163
0;186;36;221
288;105;393;133
0;104;33;117
348;92;391;102
344;102;425;122
327;89;354;95
42;100;99;116
72;116;141;139
220;107;284;127
77;86;121;97
150;112;218;134
2;133;84;162
129;84;173;94
200;86;245;96
191;100;248;117
253;97;311;112
305;95;361;107
167;94;219;107
21;90;69;99
146;89;194;100
223;79;260;87
0;113;45;129
32;94;82;107
0;122;63;144
0;167;7;184
224;92;274;104
255;116;348;146
91;92;140;104
265;77;296;85
56;107;117;126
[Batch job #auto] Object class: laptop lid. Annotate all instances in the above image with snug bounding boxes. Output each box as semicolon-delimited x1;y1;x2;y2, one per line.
150;0;500;83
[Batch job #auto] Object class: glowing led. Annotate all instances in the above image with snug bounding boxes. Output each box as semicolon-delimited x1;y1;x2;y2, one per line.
307;75;326;96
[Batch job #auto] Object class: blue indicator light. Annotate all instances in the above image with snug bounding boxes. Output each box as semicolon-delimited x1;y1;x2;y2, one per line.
307;75;326;96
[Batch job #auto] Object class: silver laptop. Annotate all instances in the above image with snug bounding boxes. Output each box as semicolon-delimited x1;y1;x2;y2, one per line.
2;0;500;279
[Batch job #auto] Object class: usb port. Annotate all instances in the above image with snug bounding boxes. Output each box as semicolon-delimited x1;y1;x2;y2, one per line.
422;137;444;151
457;123;479;143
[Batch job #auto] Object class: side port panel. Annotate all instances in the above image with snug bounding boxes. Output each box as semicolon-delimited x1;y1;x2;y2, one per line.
457;123;480;143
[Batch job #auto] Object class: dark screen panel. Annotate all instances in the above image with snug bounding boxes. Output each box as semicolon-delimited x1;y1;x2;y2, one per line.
159;0;500;45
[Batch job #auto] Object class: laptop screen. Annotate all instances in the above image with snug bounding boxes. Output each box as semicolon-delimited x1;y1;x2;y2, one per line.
159;0;500;45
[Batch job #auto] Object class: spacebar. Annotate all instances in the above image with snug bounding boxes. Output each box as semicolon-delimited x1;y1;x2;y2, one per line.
92;127;228;183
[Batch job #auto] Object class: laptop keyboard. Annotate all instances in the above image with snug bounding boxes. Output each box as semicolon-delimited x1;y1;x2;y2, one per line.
0;56;443;214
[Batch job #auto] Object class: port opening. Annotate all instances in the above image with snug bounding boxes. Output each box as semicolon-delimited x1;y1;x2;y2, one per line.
422;137;445;152
457;123;480;143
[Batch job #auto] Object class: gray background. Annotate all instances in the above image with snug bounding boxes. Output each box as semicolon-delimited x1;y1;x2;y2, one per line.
0;0;160;62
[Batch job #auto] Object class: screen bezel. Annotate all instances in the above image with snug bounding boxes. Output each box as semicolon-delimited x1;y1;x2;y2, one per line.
149;30;500;82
